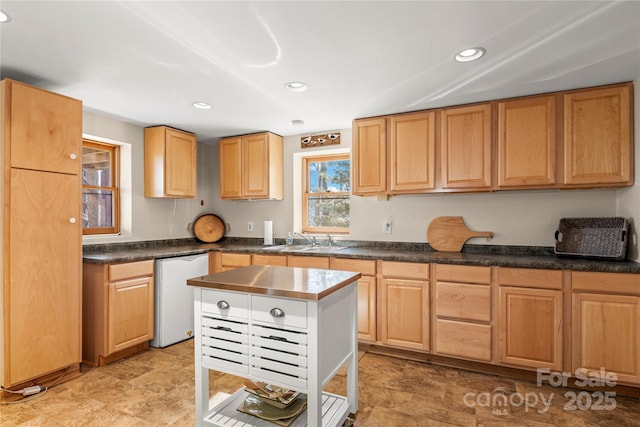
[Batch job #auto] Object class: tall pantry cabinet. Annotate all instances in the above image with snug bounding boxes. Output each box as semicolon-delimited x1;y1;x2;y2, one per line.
0;79;83;388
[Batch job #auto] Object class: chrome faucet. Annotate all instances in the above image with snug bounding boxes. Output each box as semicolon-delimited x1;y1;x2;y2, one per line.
294;232;316;246
327;234;333;247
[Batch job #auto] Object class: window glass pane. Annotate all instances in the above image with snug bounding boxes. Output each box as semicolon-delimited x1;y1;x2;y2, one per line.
306;195;350;228
82;146;112;187
308;159;350;192
82;189;114;228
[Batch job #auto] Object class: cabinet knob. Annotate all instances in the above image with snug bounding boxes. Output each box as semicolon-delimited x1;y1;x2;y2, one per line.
69;153;77;160
216;300;229;310
269;307;285;318
69;217;77;224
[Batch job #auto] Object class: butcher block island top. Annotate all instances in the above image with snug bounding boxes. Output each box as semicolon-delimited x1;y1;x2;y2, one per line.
186;265;361;300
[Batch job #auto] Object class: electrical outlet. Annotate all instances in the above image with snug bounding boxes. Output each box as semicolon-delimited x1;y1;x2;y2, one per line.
383;218;392;234
248;222;254;232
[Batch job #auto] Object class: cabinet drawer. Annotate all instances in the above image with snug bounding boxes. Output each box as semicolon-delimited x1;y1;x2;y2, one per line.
435;319;492;362
287;255;330;269
436;282;491;322
332;258;376;276
108;260;154;282
220;253;252;268
572;271;640;295
252;254;287;266
435;264;491;284
202;289;249;320
498;267;562;290
381;261;429;280
251;295;307;329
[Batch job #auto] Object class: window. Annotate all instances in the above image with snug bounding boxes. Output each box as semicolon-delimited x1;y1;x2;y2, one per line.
302;153;350;233
82;139;120;235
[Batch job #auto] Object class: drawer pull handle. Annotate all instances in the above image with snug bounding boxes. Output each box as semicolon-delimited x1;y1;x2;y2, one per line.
214;326;233;332
217;300;230;310
268;335;288;342
269;307;285;318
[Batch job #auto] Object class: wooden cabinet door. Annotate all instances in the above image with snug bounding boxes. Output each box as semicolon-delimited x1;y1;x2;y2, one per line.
440;103;493;190
108;276;154;354
352;117;387;195
497;95;557;188
219;137;242;199
499;287;563;370
356;275;377;342
242;133;270;198
572;293;639;385
7;80;82;175
6;168;81;385
389;111;436;193
380;277;429;351
563;84;632;186
164;128;196;197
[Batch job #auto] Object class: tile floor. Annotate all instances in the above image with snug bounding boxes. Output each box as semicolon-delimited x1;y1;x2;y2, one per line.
1;339;639;426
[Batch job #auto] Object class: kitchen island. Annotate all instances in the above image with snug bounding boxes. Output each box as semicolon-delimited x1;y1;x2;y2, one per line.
187;265;361;427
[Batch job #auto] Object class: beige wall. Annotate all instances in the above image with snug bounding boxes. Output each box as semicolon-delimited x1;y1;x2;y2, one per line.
82;111;215;244
82;78;640;260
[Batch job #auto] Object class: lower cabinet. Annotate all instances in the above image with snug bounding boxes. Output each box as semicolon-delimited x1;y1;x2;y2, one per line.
433;264;492;362
332;258;377;342
497;268;563;371
379;261;430;351
82;260;155;366
572;271;640;385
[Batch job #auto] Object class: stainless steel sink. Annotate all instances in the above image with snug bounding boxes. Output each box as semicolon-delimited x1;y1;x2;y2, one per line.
260;245;288;251
288;245;347;253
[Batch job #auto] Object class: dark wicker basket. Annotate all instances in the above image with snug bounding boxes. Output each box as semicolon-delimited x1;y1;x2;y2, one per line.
554;217;629;261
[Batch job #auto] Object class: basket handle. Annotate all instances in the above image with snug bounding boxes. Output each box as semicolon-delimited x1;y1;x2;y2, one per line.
621;230;626;242
554;230;562;242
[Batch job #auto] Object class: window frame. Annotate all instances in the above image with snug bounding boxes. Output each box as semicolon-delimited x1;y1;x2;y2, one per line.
302;153;350;234
82;139;120;235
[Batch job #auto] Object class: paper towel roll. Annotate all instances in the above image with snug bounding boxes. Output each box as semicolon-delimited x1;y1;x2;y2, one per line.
264;220;273;245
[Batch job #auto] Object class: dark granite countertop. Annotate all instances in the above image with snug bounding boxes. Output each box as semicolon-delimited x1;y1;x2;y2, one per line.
82;237;640;274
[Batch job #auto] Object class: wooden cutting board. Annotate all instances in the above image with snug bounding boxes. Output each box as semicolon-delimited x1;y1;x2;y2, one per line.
193;214;225;243
427;216;493;252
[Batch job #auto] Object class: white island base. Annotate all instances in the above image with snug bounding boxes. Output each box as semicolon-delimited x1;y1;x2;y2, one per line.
188;266;360;427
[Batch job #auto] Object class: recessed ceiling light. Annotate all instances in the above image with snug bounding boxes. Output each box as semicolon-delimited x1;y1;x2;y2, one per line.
192;101;212;110
285;82;308;92
0;10;10;23
292;119;305;126
454;47;486;63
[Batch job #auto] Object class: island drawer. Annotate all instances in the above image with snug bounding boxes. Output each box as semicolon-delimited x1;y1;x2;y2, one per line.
251;295;308;329
201;316;249;375
202;289;249;320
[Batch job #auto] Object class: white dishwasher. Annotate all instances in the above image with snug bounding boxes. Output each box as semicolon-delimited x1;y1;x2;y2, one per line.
150;253;209;348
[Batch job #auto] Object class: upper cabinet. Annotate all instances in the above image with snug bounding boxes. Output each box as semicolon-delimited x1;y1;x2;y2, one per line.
352;117;387;195
144;126;197;198
390;111;436;193
219;131;283;200
7;79;82;175
497;95;557;188
353;82;633;196
352;111;436;195
563;84;633;187
440;103;493;191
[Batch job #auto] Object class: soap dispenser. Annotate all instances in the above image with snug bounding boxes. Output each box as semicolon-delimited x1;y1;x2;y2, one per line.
286;232;293;245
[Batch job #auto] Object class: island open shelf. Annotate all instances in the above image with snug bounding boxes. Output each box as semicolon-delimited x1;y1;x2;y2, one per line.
188;265;361;427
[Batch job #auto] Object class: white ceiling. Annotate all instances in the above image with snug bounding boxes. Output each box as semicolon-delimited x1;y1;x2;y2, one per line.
1;1;639;144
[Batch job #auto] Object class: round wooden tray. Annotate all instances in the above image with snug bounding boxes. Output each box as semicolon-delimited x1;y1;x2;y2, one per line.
193;214;225;243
